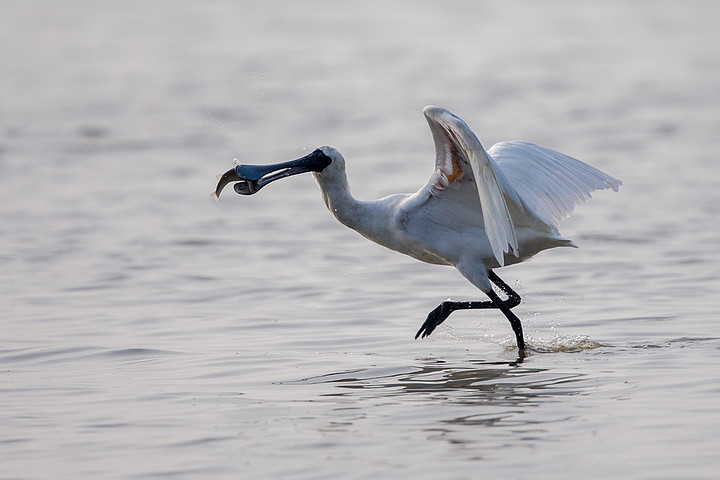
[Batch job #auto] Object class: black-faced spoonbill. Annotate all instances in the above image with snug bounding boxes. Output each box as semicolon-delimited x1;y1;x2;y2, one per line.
213;106;621;350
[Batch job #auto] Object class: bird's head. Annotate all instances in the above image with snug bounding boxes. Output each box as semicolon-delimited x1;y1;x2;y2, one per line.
212;146;340;199
310;146;346;183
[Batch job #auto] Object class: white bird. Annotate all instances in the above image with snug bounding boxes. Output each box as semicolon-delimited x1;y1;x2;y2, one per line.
214;106;621;350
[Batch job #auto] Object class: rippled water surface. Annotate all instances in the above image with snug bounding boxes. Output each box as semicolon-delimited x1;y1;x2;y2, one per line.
2;1;720;478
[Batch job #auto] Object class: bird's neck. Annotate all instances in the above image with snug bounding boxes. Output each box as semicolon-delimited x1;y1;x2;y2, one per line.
315;173;444;264
316;175;360;228
315;175;389;239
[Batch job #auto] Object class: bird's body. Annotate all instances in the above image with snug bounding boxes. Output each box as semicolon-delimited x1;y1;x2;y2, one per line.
316;161;567;271
214;106;621;350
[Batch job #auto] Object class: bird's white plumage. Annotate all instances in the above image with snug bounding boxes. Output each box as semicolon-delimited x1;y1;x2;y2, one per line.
488;141;622;231
312;106;620;283
409;106;621;267
474;157;518;265
415;106;518;266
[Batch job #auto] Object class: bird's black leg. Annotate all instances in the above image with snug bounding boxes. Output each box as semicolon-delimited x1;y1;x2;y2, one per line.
415;270;524;350
488;270;521;308
485;289;525;350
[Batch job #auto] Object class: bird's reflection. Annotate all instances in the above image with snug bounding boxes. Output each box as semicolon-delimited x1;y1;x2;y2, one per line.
280;352;593;455
288;351;587;411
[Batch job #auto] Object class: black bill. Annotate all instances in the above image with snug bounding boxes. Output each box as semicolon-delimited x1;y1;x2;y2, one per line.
212;148;331;200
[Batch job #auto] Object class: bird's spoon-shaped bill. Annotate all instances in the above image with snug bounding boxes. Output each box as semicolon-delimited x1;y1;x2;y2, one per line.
212;149;331;201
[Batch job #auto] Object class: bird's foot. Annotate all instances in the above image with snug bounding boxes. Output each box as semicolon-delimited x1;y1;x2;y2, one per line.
415;301;455;339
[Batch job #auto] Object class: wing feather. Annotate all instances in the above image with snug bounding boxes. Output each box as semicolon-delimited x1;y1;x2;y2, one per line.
422;106;519;266
470;147;518;265
403;108;621;268
488;141;622;230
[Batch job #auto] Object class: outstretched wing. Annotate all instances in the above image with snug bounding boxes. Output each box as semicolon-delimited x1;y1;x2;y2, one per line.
400;106;521;266
488;141;622;231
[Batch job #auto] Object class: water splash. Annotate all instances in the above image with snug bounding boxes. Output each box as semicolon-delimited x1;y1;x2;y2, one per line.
528;334;605;353
444;327;604;353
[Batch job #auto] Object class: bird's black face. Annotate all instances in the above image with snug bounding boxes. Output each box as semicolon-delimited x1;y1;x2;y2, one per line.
213;148;332;199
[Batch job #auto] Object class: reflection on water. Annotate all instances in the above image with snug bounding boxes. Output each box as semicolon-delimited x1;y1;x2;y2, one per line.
286;356;590;412
266;353;608;472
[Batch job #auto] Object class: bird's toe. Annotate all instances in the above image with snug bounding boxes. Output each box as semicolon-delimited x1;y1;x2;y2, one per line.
415;303;453;340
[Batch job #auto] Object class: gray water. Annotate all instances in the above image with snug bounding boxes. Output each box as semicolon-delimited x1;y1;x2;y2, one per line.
2;1;720;478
